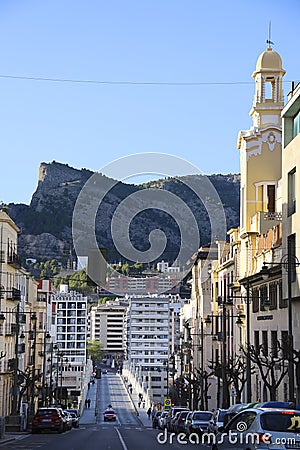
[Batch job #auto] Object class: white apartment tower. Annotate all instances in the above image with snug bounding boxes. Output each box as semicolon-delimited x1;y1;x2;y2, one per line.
50;285;88;406
89;300;126;356
125;296;170;403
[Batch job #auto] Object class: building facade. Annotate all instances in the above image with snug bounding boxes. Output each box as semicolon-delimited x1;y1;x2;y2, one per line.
124;296;170;403
50;285;89;410
89;300;126;360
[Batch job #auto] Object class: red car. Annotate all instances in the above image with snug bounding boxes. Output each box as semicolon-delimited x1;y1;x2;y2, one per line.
103;409;117;422
32;407;65;433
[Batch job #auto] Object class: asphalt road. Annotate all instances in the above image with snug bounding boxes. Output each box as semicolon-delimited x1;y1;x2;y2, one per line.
0;373;209;450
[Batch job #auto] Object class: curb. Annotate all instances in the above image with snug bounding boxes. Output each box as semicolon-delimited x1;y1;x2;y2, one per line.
0;437;16;446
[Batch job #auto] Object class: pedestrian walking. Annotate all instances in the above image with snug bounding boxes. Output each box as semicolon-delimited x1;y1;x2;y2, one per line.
138;401;141;408
129;387;133;394
88;382;90;390
142;401;145;408
87;398;91;408
85;399;88;408
147;407;151;419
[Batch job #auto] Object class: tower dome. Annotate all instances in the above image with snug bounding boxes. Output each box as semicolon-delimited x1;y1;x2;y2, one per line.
253;46;285;77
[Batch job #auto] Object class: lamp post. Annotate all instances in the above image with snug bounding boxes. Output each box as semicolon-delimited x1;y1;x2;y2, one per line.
54;346;64;405
0;305;23;416
261;254;300;404
205;309;245;408
245;279;252;403
41;331;51;406
30;313;37;415
54;347;70;407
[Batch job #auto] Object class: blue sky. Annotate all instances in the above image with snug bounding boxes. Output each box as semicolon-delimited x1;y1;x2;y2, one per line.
0;0;299;204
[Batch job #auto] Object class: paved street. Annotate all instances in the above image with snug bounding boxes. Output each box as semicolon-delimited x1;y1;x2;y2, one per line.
0;372;208;450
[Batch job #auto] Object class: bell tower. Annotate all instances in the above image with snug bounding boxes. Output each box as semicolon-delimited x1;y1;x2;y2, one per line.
250;44;286;130
237;43;285;276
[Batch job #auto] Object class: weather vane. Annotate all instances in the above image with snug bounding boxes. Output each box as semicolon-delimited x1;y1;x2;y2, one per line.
266;21;274;47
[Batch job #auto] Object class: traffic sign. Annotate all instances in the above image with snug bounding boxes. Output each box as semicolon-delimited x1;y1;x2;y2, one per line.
164;398;172;409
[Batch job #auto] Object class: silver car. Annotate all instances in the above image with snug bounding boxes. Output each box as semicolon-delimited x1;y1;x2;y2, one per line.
158;411;168;430
186;410;213;436
211;407;300;450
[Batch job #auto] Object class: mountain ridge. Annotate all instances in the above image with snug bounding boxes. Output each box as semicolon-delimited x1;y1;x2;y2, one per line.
8;161;240;265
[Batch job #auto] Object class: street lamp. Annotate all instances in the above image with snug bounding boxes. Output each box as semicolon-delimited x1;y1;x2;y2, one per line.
260;254;300;404
0;305;34;416
29;313;37;415
54;347;71;407
41;331;51;406
205;307;245;408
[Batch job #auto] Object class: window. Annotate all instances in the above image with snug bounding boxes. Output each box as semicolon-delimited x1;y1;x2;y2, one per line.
252;289;259;313
262;331;268;356
267;185;275;213
227;411;257;431
278;280;287;308
254;330;260;352
271;330;278;358
288;169;296;216
269;282;277;310
288;233;297;282
281;331;289;359
260;285;268;311
293;110;300;138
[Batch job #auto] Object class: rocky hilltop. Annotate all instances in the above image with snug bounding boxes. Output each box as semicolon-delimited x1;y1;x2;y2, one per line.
8;161;240;265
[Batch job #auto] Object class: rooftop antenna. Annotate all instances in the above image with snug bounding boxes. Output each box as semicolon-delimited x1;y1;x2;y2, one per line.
266;21;274;48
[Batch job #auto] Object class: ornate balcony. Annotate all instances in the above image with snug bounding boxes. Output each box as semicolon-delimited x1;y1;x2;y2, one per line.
7;251;21;269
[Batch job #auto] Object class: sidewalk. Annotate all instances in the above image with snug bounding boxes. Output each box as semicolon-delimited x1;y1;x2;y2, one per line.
79;379;98;425
120;376;152;427
0;432;28;446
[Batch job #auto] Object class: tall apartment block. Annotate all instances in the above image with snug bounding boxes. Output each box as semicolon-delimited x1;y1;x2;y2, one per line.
50;285;89;408
89;300;126;361
124;296;170;403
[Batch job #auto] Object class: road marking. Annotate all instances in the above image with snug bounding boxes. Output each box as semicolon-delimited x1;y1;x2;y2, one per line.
114;427;129;450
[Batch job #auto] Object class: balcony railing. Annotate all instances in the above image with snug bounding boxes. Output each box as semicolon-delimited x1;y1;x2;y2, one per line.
7;251;21;268
4;288;21;301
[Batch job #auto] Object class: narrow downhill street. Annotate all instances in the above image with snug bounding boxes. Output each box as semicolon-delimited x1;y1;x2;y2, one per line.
0;373;207;450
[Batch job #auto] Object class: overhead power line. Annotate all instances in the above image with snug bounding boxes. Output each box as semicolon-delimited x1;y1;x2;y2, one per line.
0;74;257;86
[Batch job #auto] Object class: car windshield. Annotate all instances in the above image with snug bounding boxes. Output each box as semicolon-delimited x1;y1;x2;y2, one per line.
36;409;57;415
193;412;212;421
260;412;300;432
105;410;115;414
218;410;228;421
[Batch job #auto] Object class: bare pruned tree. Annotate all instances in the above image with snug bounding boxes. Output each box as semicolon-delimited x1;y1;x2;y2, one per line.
241;342;288;400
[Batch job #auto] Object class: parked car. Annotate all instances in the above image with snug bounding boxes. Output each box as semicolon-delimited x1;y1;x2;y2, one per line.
31;407;66;433
166;407;189;432
174;410;190;434
65;408;80;418
170;412;181;432
223;403;251;425
212;407;300;450
208;409;229;434
158;411;168;430
103;409;117;421
183;411;193;435
186;410;212;436
65;410;79;428
152;411;162;429
63;411;73;431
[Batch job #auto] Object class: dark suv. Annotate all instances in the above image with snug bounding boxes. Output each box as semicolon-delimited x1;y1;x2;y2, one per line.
32;407;66;433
